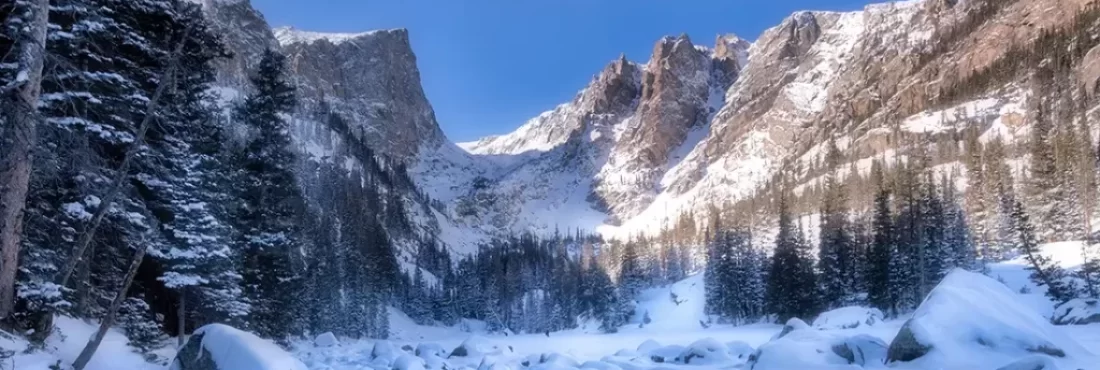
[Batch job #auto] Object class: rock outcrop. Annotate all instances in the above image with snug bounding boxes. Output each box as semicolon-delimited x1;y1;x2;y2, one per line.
279;28;447;160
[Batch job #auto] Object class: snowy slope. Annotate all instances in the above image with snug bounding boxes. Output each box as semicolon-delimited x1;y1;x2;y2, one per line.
1;316;167;370
988;241;1095;317
628;274;709;331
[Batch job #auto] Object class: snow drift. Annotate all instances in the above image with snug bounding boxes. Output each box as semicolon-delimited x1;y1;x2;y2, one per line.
812;306;884;330
1052;298;1100;325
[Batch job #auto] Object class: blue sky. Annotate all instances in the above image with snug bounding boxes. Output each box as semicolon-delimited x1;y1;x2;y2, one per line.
253;0;877;142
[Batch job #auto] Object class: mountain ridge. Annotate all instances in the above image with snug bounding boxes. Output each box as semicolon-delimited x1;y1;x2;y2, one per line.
201;0;1100;251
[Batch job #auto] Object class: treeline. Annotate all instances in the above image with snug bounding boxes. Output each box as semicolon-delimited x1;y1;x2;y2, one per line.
396;232;632;335
702;140;976;323
1;0;425;360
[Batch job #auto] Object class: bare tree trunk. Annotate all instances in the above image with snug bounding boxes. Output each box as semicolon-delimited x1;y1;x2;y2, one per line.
0;0;50;320
55;23;194;289
177;289;185;347
71;244;147;370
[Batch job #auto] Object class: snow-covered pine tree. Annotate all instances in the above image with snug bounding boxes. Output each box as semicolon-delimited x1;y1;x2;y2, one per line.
1025;71;1066;242
724;228;763;324
941;173;977;271
619;239;647;300
232;48;308;339
151;2;247;332
1079;256;1100;298
866;160;897;315
1009;198;1076;303
963;129;990;251
18;0;157;321
893;156;924;310
818;139;856;308
919;173;949;291
703;207;722;318
983;136;1017;261
1052;93;1087;240
766;188;820;322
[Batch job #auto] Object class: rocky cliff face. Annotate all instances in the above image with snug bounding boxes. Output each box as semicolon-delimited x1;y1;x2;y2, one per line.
593;34;746;220
195;0;280;87
277;27;447;161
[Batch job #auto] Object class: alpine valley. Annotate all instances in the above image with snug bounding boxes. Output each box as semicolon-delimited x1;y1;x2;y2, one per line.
4;0;1100;369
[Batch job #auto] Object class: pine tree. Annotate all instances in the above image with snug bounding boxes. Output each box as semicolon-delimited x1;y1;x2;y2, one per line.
1026;83;1063;241
818;140;855;308
766;189;820;322
154;4;246;330
233;48;307;339
893;157;924;310
942;173;977;271
866;161;897;315
919;174;949;290
983;136;1017;261
964;129;989;247
620;240;647;299
1009;198;1075;303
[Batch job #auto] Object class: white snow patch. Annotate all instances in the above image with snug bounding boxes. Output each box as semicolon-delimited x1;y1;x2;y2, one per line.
812;306;885;330
273;26;385;46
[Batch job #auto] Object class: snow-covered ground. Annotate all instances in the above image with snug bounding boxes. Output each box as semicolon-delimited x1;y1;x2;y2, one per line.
4;242;1098;370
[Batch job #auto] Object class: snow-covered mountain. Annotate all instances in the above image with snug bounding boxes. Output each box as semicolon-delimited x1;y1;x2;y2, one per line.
198;0;1100;254
450;0;1098;239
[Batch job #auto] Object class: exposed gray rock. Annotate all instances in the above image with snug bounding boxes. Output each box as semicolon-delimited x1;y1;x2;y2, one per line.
884;320;930;363
196;0;281;87
280;28;446;161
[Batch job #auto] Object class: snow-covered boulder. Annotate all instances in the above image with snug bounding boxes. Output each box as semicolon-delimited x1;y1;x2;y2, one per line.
416;343;447;357
886;269;1089;368
372;340;398;363
394;354;428;370
676;338;733;365
419;354;447;370
314;332;339;347
812;306;884;330
579;361;622;370
539;352;581;368
1052;298;1100;325
748;325;885;370
635;339;661;354
612;349;639;357
996;355;1062;370
171;324;308;370
831;334;888;366
477;355;512;370
770;317;810;341
449;336;511;358
645;344;685;363
725;341;754;360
